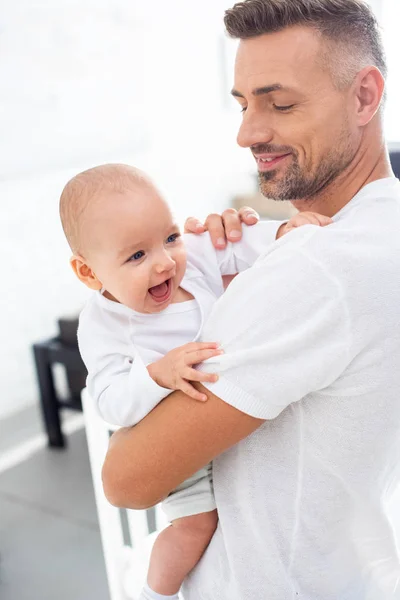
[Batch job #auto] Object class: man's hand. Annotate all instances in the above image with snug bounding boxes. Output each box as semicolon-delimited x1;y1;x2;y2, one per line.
276;211;333;239
184;206;260;249
147;342;223;401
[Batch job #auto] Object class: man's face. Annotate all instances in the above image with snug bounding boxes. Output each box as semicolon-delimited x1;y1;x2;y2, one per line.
232;26;360;201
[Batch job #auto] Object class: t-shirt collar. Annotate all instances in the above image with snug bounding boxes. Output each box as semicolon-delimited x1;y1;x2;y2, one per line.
333;176;400;221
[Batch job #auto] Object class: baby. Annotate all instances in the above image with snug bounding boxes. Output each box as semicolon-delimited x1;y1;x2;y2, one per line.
59;163;331;600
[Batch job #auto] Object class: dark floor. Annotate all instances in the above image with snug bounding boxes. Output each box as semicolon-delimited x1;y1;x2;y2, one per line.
0;407;110;600
0;405;45;454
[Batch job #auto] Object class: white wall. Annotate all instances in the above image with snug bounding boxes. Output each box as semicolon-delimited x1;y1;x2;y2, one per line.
0;0;254;419
2;0;398;420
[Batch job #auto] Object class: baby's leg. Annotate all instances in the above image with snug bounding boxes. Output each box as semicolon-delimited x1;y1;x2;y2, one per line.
146;509;218;596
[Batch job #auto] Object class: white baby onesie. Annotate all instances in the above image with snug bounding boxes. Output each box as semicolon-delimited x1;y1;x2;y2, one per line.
78;221;280;519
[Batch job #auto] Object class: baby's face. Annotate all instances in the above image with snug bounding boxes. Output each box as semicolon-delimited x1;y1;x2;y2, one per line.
83;183;187;313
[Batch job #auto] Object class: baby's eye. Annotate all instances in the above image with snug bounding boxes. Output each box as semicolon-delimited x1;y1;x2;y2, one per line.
129;250;145;261
166;233;180;244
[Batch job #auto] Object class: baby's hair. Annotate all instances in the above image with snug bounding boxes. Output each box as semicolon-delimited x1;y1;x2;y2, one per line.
59;163;149;255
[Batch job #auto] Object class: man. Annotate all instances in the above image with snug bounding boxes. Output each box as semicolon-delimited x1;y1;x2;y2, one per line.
102;1;400;598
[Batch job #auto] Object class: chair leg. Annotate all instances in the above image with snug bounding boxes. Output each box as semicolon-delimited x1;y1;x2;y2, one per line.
33;343;65;448
82;390;129;600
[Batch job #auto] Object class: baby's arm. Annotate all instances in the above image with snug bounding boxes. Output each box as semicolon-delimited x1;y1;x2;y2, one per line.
201;211;333;277
86;348;172;427
78;307;175;427
78;306;223;425
218;219;282;275
219;212;333;275
276;211;332;238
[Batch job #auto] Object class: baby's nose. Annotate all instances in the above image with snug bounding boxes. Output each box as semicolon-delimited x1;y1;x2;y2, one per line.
154;254;175;273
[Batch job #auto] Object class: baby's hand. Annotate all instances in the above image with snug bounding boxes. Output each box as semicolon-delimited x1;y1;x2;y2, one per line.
276;211;333;239
147;342;223;401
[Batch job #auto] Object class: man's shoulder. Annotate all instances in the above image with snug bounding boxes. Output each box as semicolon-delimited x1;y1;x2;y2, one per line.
249;190;400;308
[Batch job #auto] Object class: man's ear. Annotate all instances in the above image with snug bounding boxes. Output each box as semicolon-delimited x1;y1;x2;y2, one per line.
354;65;385;127
70;255;102;291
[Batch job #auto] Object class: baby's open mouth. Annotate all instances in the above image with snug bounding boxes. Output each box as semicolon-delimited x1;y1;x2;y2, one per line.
148;278;172;303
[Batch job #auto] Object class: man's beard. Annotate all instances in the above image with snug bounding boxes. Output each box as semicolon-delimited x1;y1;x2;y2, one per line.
257;134;355;202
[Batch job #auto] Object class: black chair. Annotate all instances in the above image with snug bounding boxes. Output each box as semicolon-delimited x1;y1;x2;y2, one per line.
32;317;87;448
390;150;400;179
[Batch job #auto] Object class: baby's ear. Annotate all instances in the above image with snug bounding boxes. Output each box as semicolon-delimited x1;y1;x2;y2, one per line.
70;255;102;291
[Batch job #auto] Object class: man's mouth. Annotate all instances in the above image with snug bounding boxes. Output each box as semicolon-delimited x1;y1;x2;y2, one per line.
148;278;172;303
254;153;291;172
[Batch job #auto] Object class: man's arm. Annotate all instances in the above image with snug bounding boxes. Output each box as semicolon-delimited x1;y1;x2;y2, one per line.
102;384;264;509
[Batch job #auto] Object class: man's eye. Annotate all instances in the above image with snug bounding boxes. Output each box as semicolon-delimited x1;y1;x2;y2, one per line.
240;106;247;113
129;251;145;261
274;104;295;112
166;233;180;243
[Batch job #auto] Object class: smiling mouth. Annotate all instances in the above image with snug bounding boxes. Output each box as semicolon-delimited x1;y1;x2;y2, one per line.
148;278;172;303
255;154;291;171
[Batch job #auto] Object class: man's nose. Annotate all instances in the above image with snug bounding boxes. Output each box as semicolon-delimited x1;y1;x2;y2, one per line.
237;110;274;149
154;251;176;274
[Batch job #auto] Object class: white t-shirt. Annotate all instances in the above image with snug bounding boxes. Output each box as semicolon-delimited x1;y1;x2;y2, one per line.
183;177;400;600
77;221;280;427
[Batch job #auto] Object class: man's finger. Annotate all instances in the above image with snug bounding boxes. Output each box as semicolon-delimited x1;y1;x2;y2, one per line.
184;216;206;234
204;213;229;248
222;208;243;242
238;206;260;225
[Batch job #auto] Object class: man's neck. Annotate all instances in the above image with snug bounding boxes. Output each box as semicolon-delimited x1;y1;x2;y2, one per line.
291;142;393;217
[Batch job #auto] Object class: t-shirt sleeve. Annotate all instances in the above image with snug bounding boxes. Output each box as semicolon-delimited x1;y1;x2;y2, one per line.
197;246;352;420
184;220;282;278
78;308;170;427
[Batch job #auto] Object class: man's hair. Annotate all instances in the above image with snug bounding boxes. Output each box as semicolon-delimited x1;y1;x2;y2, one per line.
224;0;387;88
59;163;148;255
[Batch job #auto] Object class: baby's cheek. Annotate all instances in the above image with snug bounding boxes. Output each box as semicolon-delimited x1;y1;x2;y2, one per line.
177;247;187;270
124;274;147;311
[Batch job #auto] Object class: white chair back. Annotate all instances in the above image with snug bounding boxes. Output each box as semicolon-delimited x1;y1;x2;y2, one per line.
82;389;168;600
